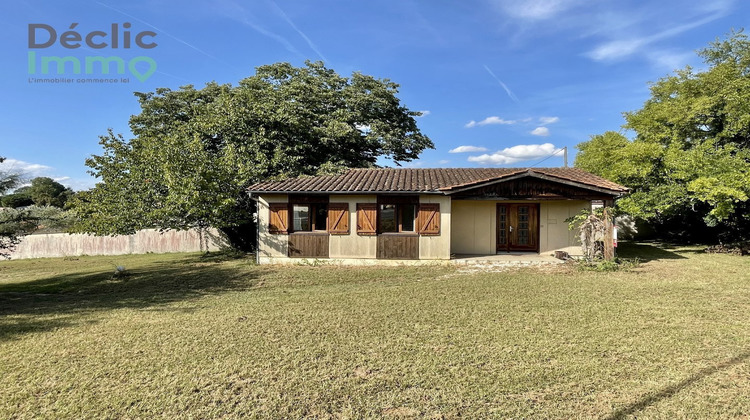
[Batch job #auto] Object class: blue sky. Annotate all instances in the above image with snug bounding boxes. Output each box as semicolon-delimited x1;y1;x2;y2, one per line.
1;0;747;190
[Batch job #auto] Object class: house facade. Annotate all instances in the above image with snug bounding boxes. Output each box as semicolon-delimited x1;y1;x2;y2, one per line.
248;168;628;264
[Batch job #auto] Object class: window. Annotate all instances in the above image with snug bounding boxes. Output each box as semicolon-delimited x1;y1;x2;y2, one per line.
270;201;349;235
314;205;327;231
379;203;416;233
292;205;310;231
292;204;327;232
357;202;440;236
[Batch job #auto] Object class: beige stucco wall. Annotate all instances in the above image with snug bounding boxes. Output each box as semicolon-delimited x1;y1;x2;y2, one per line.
450;200;589;255
418;194;452;260
329;195;377;259
450;200;497;254
257;194;288;258
539;200;589;255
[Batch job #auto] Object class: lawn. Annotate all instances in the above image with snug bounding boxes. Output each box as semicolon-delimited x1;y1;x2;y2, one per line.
0;244;748;419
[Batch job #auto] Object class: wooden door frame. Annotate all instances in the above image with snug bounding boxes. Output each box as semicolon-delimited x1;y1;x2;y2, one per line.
496;203;540;253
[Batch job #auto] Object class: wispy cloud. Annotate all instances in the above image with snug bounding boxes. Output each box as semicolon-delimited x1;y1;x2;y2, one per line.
267;0;328;62
646;49;696;70
468;143;558;165
490;0;734;70
539;116;560;125
403;160;424;168
587;39;647;61
211;0;304;58
238;18;304;57
465;116;516;128
96;2;236;69
449;145;489;153
530;127;550;136
490;0;585;20
585;4;732;62
483;65;519;102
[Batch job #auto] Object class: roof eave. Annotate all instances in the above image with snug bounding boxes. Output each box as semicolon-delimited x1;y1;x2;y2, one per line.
441;171;628;197
248;190;445;195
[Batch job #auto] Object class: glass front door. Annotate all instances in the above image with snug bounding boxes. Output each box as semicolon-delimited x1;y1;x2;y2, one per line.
496;204;539;252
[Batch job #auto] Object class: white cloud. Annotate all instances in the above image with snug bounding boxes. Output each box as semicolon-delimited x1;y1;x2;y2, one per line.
417;110;431;117
62;178;96;191
449;145;489;153
465;116;516;128
0;158;93;191
539;116;560;125
0;158;52;177
438;160;450;164
531;127;551;136
468;143;558;165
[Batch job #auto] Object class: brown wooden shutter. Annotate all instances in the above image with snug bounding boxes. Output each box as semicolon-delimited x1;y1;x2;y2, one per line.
268;203;289;234
356;203;377;235
327;203;350;235
417;203;440;235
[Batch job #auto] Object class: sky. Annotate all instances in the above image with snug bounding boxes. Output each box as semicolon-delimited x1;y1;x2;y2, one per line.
1;0;748;190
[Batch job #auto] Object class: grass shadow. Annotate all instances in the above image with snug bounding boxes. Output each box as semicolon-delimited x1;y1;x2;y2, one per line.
616;242;688;262
605;350;750;419
0;255;265;341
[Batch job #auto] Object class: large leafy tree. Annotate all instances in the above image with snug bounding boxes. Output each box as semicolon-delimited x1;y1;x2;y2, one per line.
72;61;433;249
0;186;33;208
0;157;33;257
28;177;73;208
576;31;750;242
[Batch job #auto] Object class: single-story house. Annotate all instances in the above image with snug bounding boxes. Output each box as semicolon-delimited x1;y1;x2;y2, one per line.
247;168;628;264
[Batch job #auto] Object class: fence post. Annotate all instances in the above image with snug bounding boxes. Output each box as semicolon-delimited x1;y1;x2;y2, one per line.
603;207;615;261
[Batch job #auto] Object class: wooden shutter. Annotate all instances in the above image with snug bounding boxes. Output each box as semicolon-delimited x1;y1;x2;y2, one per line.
268;203;289;234
417;203;440;235
356;203;377;235
327;203;350;235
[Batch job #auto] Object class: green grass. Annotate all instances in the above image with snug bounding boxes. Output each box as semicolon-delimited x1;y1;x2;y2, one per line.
1;244;749;419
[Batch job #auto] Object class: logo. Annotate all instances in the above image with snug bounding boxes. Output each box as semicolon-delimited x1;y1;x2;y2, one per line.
28;23;158;84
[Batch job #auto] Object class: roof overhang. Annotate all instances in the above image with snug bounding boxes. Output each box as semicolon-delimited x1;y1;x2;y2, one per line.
439;170;628;198
248;190;444;195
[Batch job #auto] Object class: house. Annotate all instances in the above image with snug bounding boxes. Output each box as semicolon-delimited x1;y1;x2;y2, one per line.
247;168;628;264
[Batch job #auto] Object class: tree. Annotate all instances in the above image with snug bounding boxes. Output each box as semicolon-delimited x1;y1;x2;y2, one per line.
576;30;750;242
28;177;73;208
71;61;433;249
0;157;33;257
0;186;33;208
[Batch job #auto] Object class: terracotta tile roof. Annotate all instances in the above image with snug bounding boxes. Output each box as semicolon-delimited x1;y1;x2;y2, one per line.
247;168;629;195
